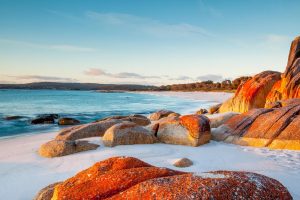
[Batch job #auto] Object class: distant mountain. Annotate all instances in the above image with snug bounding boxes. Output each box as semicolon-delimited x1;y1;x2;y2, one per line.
0;82;158;91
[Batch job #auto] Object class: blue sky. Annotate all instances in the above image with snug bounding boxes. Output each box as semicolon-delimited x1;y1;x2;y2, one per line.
0;0;299;85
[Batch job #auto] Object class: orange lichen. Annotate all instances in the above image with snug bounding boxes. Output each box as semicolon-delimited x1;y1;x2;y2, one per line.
179;114;210;139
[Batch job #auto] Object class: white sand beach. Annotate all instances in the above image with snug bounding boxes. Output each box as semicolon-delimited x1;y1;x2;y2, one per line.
1;132;300;199
0;92;299;199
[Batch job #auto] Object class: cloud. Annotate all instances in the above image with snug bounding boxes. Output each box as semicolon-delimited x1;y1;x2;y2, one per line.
0;39;95;52
86;11;212;37
9;75;77;82
169;76;193;81
84;68;160;79
196;74;223;82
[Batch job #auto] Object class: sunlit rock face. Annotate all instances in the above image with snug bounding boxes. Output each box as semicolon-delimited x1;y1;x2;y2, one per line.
220;36;300;113
213;99;300;150
219;71;281;113
40;156;292;200
266;36;300;105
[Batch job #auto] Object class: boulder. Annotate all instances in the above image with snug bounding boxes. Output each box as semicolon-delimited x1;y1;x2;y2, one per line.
207;112;239;128
155;114;211;146
167;112;181;118
55;119;122;140
208;103;222;114
34;182;62;200
31;114;59;124
195;108;208;115
96;114;150;126
173;158;193;168
212;100;300;150
266;36;300;105
102;122;156;147
44;157;292;200
219;71;281;113
38;140;99;158
58;117;80;125
149;110;175;121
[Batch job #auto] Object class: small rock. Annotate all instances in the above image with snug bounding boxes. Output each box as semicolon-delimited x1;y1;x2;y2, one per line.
208;103;222;114
173;158;193;168
58;118;80;125
34;182;62;200
149;110;175;121
31;114;59;124
4;116;24;120
196;109;208;115
167;112;180;118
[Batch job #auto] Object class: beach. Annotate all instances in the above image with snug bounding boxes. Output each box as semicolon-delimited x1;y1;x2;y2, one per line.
0;91;299;199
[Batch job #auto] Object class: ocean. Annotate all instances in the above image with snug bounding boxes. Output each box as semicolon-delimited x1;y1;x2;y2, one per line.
0;89;217;138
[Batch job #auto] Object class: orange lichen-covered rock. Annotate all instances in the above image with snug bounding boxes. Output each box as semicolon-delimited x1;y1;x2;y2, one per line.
154;114;211;146
51;157;183;200
212;100;300;150
266;36;300;105
110;171;292;200
46;157;292;200
219;71;281;113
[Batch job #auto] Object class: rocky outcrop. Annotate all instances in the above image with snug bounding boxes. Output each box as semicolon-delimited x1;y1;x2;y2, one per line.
266;36;300;104
149;110;175;121
219;71;281;113
55;119;122;141
173;158;193;168
208;112;239;128
31;114;59;124
42;157;292;200
58;118;80;125
153;114;211;146
97;114;151;126
219;36;300;113
38;140;99;158
102;122;156;147
213;99;300;150
34;182;61;200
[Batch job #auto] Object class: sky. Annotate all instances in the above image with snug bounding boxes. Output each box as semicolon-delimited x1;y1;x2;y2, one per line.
0;0;299;85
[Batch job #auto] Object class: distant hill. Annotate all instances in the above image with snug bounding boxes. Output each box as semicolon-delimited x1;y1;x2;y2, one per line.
0;82;158;91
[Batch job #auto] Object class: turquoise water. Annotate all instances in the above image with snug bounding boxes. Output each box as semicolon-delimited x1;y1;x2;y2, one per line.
0;90;215;138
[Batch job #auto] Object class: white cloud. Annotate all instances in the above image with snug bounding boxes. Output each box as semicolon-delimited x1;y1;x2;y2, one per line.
196;74;223;81
86;11;212;37
84;68;160;79
0;39;95;52
8;75;77;82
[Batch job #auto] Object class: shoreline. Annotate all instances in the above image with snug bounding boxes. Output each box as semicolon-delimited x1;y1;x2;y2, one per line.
0;131;299;199
0;91;299;199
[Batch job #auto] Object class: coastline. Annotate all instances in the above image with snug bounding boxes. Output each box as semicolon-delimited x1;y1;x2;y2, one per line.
1;130;300;199
0;91;299;199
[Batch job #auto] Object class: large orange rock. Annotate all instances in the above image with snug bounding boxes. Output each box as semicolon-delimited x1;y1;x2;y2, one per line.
44;157;292;200
154;114;211;146
219;71;281;113
266;36;300;105
213;100;300;150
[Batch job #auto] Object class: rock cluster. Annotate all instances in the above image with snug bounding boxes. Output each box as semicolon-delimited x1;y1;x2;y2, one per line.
219;36;300;113
213;99;300;150
36;156;292;200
